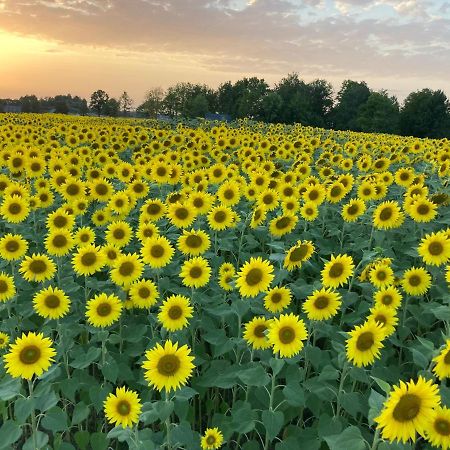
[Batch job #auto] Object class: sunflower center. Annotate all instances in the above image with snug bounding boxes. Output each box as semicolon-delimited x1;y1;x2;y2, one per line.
275;217;291;230
147;204;161;216
189;266;203;279
428;242;443;256
356;331;374;351
53;216;68;228
0;280;7;293
379;207;393;221
314;296;329;310
193;198;204;208
308;190;319;201
214;211;226;223
81;252;97;266
8;203;22;215
392;394;421;422
328;262;344;278
290;245;308;262
119;262;135;277
374;314;386;326
113;229;125;240
53;235;68;248
436;418;450;436
270;292;282;304
115;199;124;208
138;287;150;298
279;326;295;344
157;354;180;376
29;259;47;274
168;305;183;320
417;204;430;215
381;294;393;305
156;167;166;177
44;294;61;309
5;240;19;252
400;172;410;181
117;400;131;416
66;184;79;196
97;302;112;317
245;268;263;286
185;235;202;248
150;244;165;258
444;350;450;365
223;189;234;200
19;345;41;364
263;194;274;205
206;436;216;445
330;186;342;197
347;204;359;215
408;275;421;287
254;324;267;338
376;270;387;281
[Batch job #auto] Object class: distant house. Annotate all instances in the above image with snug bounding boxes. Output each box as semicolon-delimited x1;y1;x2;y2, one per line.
156;114;171;121
3;104;22;113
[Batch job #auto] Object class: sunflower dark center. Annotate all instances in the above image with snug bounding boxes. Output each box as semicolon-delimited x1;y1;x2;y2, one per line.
314;296;329;310
408;275;421;287
444;350;450;365
330;186;342;197
138;287;150;298
189;266;203;279
29;260;47;274
185;235;202;248
363;188;371;196
429;242;443;256
356;331;374;351
275;217;291;230
263;194;274;205
95;184;108;195
8;203;22;215
254;324;267;338
374;314;386;326
379;207;393;221
376;270;387;281
328;262;344;278
223;189;234;200
5;240;19;252
113;229;125;240
435;418;450;436
0;280;7;293
81;252;97;266
150;245;165;258
156;167;166;177
97;302;112;317
44;294;61;309
270;292;282;304
214;211;226;223
157;354;180;376
347;204;359;215
417;204;430;215
53;235;68;248
66;184;79;196
308;190;319;201
381;294;393;305
117;400;131;416
392;394;421;422
119;262;135;277
206;436;216;445
245;268;263;286
279;326;295;344
19;346;41;365
168;305;183;320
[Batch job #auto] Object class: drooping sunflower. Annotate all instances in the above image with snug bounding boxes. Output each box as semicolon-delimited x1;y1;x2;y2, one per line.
283;240;315;271
45;229;74;256
0;272;16;302
375;377;440;443
368;304;399;337
433;339;450;380
201;427;224;450
373;286;403;310
424;406;450;450
141;236;174;269
33;286;71;319
19;253;56;282
373;201;402;229
167;202;197;228
418;231;450;266
243;316;272;350
207;205;235;231
342;199;366;222
0;233;28;261
369;263;395;289
264;286;292;313
401;267;431;296
235;257;274;298
267;313;308;358
407;197;437;223
110;253;144;287
0;332;9;349
105;221;133;248
158;294;193;331
321;254;354;288
1;195;30;223
269;214;298;237
86;293;122;327
177;229;211;256
142;340;195;392
180;256;211;288
128;279;159;308
72;245;105;276
104;386;142;429
3;332;56;379
346;320;385;367
302;288;342;321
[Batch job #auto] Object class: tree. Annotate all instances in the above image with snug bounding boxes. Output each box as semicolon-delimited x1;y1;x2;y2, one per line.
54;99;69;114
20;95;40;113
400;89;450;138
187;94;209;117
89;90;109;115
137;87;165;118
233;77;269;119
307;79;334;127
357;91;400;134
274;73;310;124
102;98;120;117
259;92;283;122
119;91;133;116
216;81;235;116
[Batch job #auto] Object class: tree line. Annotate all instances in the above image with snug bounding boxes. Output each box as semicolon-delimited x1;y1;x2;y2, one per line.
1;73;449;138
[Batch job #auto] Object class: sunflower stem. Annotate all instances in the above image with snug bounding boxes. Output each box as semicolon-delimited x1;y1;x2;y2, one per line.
335;360;349;418
263;369;277;450
165;391;172;450
28;379;38;450
370;427;381;450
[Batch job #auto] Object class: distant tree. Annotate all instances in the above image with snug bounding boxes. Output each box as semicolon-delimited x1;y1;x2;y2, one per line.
162;83;214;118
234;77;269;119
89;90;109;115
119;91;133;116
20;95;40;113
259;92;283;122
307;79;334;127
274;73;309;124
102;98;120;117
357;91;400;134
216;81;235;116
137;87;165;118
331;80;371;130
187;94;209;117
400;89;450;138
54;99;69;114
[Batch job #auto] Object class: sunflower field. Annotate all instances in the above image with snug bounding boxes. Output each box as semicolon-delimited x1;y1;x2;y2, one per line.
0;113;449;450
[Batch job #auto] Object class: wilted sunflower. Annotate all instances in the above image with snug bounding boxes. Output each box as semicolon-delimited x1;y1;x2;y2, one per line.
110;253;144;286
3;332;56;379
375;377;440;443
72;245;105;276
142;340;195;392
269;214;298;237
19;253;56;282
104;386;142;429
418;231;450;266
264;286;292;313
0;272;16;302
128;279;159;308
141;236;174;268
201;427;224;450
86;293;122;327
433;339;450;380
0;233;28;260
158;294;193;331
401;267;431;296
267;313;308;358
373;201;402;229
177;229;211;255
236;257;274;298
302;288;341;321
373;286;403;310
283;240;314;271
321;254;354;288
33;286;71;319
180;256;211;288
369;263;395;289
346;320;385;367
243;316;272;350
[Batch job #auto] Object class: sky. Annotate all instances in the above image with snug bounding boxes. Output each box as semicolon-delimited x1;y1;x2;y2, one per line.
0;0;449;105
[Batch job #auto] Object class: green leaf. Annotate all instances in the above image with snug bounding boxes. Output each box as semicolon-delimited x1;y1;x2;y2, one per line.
107;427;133;442
71;402;90;425
23;431;49;450
368;389;386;425
371;376;391;394
171;421;199;449
0;420;22;449
174;386;198;401
0;377;21;401
41;406;68;432
70;347;101;369
35;389;59;412
269;358;285;376
324;426;366;450
101;359;119;383
238;364;270;386
262;410;284;440
14;397;34;423
155;400;174;422
231;402;256;434
74;431;90;450
90;432;108;450
282;383;305;407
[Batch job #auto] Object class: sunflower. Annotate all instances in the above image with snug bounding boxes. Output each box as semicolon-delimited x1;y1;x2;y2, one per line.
201;427;224;450
3;332;56;379
104;386;142;429
187;191;215;215
433;340;450;380
0;233;28;260
33;286;71;319
141;236;174;269
369;263;395;289
236;257;274;298
373;201;402;230
375;377;440;443
74;226;96;247
303;184;326;205
167;202;197;228
177;229;211;256
207;205;235;231
72;245;105;276
418;231;450;266
217;181;241;206
269;214;298;237
158;295;193;331
19;253;56;282
302;288;341;321
283;240;315;271
141;199;167;222
180;256;211;288
243;316;272;350
408;197;437;223
424;406;450;450
46;209;75;230
368;305;398;337
258;188;280;211
0;332;9;349
218;264;236;291
264;286;292;313
128;279;159;308
357;181;376;201
250;206;267;228
110;253;144;287
346;321;385;367
373;286;403;310
142;340;195;392
101;244;123;268
105;221;133;248
342;199;366;222
1;195;30;223
326;181;347;203
300;201;319;221
401;267;431;296
136;222;159;242
45;229;74;256
0;272;16;302
321;254;354;288
267;313;308;358
86;293;122;327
